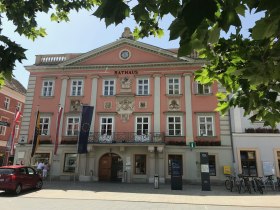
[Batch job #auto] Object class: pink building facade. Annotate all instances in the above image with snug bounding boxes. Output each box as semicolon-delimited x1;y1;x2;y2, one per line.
15;33;232;183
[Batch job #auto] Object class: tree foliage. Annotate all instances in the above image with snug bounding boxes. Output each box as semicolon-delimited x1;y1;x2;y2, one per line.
0;0;279;126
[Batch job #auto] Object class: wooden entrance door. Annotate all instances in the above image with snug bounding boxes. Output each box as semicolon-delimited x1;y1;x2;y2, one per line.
99;153;123;182
99;154;112;181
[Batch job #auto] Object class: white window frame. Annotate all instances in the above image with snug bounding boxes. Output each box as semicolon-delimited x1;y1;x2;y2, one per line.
167;116;183;136
16;102;22;112
167;77;181;95
103;79;115;96
70;79;84;96
4;97;10;110
196;83;212;95
135;116;150;135
15;124;19;138
39;117;50;135
66;116;80;136
42;80;55;97
137;78;149;95
0;125;6;135
100;116;114;135
197;115;215;136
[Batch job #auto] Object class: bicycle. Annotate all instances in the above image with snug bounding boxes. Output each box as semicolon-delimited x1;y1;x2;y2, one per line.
250;177;264;194
262;175;276;191
238;174;251;194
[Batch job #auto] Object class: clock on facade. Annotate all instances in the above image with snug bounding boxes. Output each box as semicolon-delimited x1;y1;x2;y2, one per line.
120;50;130;60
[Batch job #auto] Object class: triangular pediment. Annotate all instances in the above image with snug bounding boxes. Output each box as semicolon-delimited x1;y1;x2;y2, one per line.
60;38;194;67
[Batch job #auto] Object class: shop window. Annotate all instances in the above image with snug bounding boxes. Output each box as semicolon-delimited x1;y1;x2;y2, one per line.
277;151;280;175
63;153;77;173
135;154;146;174
209;155;216;176
240;151;257;176
31;153;50;166
168;155;183;175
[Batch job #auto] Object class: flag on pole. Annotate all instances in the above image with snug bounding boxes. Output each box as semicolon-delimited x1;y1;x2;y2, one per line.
78;106;94;154
7;110;21;156
31;111;40;157
54;106;63;155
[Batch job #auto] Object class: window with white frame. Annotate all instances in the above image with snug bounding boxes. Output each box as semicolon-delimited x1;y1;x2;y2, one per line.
71;79;83;96
168;77;180;94
39;117;50;135
15;125;19;138
198;115;214;136
100;117;113;135
42;80;54;96
137;78;149;95
66;117;80;136
196;83;212;94
16;102;22;112
167;116;182;136
103;79;115;96
0;126;6;135
136;116;149;135
4;97;10;110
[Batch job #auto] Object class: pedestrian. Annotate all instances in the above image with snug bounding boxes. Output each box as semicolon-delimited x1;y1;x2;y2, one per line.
42;162;50;179
37;161;44;176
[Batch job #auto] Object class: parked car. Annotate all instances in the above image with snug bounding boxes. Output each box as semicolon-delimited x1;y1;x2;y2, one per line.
0;165;43;195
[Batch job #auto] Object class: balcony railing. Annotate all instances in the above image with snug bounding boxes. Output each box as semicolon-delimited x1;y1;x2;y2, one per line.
88;132;165;144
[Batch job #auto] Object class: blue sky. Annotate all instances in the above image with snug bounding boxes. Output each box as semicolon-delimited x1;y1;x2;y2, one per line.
2;9;263;88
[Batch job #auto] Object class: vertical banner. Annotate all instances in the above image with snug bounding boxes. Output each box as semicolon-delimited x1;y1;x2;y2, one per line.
31;111;40;157
78;106;94;154
54;106;63;155
6;110;21;156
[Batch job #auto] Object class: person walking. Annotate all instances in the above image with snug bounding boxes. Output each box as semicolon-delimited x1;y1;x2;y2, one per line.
42;162;50;179
37;161;44;176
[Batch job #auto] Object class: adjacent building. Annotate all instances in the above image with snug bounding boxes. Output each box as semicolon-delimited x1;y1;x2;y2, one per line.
0;78;26;165
231;107;280;178
14;29;233;183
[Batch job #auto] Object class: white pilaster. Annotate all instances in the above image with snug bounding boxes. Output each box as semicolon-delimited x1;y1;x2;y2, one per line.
58;76;69;141
184;74;194;144
90;76;99;132
153;74;161;133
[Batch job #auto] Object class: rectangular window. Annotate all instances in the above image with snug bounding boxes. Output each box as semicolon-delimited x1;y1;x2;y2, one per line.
168;78;180;94
66;117;80;136
168;155;183;175
135;155;146;174
136;116;149;135
31;153;50;166
71;79;83;96
4;97;10;110
16;102;22;112
209;155;216;176
39;117;50;135
63;153;77;173
198;116;214;136
42;80;54;96
240;151;257;176
196;83;212;94
103;79;115;96
100;117;113;135
0;126;6;135
167;116;182;136
137;78;149;95
15;125;19;138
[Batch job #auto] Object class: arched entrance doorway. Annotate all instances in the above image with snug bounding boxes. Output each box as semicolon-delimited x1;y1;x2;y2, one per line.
99;153;123;182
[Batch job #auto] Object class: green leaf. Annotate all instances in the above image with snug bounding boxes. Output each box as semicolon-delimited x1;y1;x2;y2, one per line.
252;16;280;40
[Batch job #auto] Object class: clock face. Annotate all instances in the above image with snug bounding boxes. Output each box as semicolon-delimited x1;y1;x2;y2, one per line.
120;50;130;59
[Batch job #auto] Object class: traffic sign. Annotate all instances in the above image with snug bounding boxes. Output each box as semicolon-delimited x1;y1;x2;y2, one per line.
0;121;10;127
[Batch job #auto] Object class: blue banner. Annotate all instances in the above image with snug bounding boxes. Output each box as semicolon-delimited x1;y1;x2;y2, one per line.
78;106;94;154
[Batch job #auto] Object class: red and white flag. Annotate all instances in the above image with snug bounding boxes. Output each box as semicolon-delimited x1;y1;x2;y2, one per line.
8;110;21;156
54;106;63;155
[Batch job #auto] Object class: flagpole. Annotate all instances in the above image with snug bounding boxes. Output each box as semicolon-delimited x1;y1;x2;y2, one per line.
29;106;39;166
74;104;83;183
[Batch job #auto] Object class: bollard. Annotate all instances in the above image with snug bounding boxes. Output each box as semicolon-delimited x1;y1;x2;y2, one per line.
154;174;159;189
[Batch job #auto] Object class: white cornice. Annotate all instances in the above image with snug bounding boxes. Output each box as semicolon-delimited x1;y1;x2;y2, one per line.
0;86;25;102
